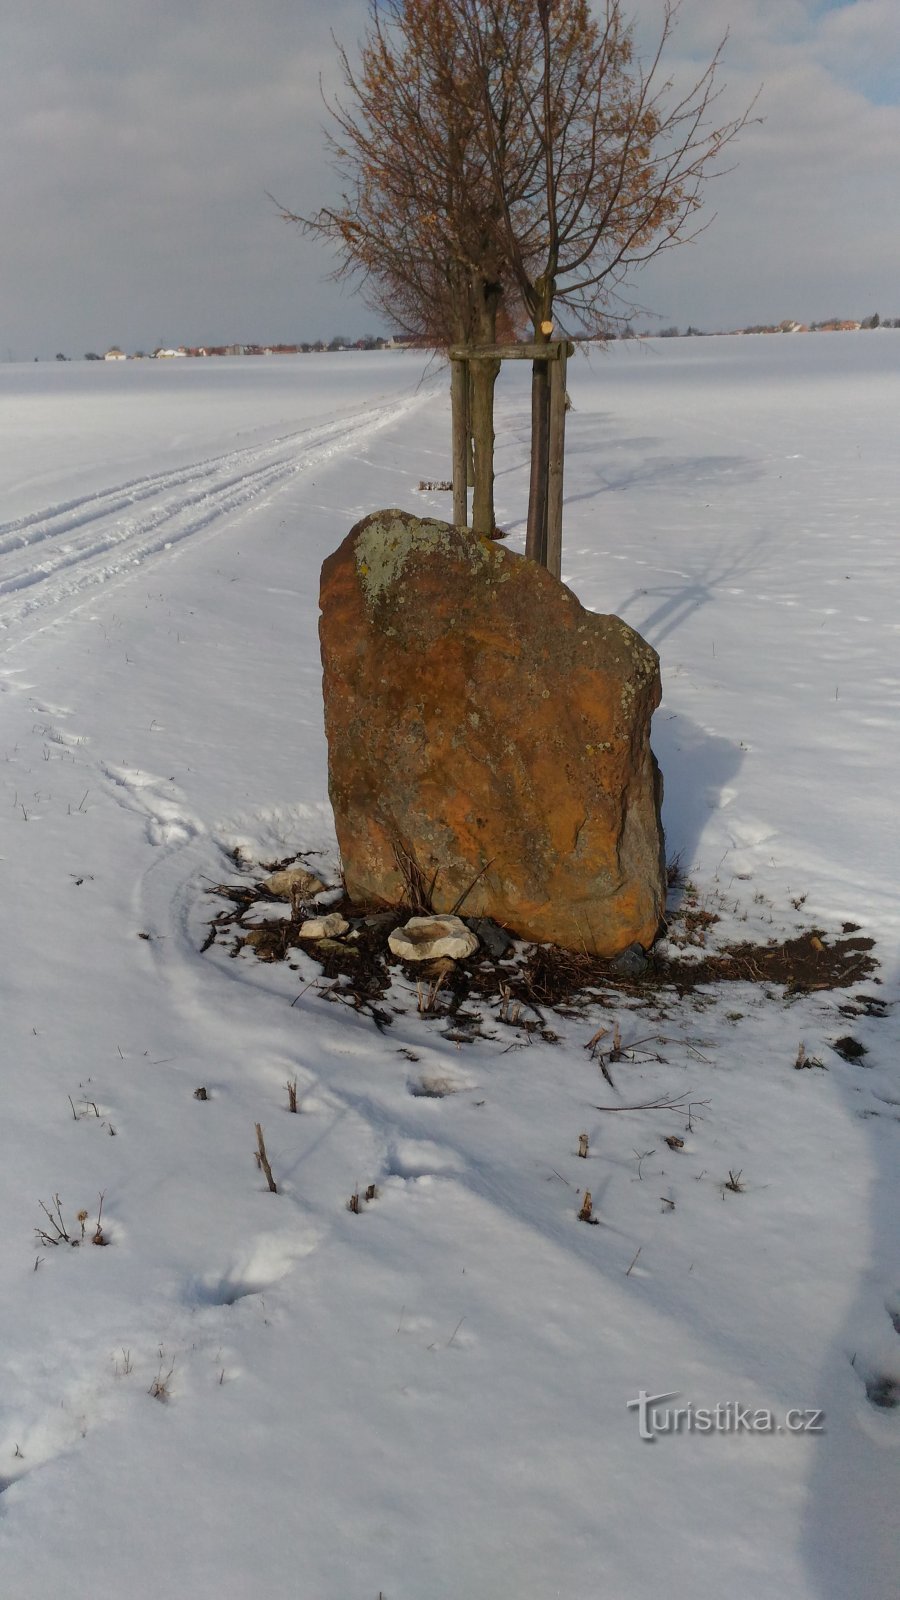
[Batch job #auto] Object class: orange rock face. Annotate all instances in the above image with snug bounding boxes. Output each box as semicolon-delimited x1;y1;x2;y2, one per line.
319;510;665;956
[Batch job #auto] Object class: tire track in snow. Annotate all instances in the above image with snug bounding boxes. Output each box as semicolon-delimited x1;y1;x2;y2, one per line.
0;394;421;637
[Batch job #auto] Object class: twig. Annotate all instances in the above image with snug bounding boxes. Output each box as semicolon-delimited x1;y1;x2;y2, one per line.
625;1245;642;1276
593;1092;699;1114
449;858;495;916
391;838;438;915
685;1042;714;1064
255;1123;278;1193
290;975;324;1008
36;1194;72;1246
92;1191;108;1245
614;1033;663;1058
417;973;446;1014
686;1100;710;1132
632;1147;655;1181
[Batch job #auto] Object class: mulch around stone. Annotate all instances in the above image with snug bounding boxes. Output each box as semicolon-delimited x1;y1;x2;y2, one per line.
202;860;879;1036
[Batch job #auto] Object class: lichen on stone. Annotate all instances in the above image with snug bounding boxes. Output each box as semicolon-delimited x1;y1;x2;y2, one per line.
354;510;496;609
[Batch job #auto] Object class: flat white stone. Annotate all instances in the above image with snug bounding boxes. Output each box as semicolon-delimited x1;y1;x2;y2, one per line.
299;913;350;939
387;915;479;962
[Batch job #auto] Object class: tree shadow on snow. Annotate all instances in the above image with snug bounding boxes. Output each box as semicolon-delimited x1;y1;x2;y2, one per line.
560;408;764;503
801;955;900;1600
610;529;772;651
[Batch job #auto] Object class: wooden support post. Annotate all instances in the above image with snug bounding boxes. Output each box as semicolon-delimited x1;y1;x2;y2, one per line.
450;340;573;556
525;356;550;566
466;366;475;488
450;356;469;526
546;344;567;580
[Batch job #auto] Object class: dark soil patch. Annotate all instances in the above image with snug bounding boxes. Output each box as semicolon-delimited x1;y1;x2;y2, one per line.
467;929;876;1010
202;868;878;1035
830;1035;869;1062
839;994;890;1020
658;930;876;999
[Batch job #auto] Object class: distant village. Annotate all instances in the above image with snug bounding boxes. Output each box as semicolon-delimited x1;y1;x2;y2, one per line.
51;315;897;362
71;336;409;361
611;313;895;338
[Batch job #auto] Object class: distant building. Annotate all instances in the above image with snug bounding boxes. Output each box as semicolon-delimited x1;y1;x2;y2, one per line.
104;347;126;361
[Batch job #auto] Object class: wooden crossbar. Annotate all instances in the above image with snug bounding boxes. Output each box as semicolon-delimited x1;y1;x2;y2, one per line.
448;340;574;362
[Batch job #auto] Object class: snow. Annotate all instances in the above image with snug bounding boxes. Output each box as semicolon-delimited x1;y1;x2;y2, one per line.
0;340;897;1600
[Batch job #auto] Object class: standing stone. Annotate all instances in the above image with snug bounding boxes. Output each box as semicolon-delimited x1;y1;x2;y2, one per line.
319;510;665;957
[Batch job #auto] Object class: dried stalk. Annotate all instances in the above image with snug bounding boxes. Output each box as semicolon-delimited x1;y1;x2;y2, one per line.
255;1124;278;1193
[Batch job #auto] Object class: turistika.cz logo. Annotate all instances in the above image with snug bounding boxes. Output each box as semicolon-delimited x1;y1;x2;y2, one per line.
627;1391;826;1442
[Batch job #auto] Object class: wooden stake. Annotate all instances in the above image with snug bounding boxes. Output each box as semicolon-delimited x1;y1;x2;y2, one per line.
525;354;550;565
546;345;567;579
450;356;469;527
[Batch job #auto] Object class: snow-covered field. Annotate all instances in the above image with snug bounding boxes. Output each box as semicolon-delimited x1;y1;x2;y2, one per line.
0;337;897;1600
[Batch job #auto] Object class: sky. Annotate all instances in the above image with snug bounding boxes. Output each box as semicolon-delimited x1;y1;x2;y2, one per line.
2;0;899;357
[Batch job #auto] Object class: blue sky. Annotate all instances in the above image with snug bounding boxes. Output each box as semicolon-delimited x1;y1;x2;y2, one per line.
2;0;898;355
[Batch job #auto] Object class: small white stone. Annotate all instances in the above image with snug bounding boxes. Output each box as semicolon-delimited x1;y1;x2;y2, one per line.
262;867;327;900
387;915;479;962
299;913;350;939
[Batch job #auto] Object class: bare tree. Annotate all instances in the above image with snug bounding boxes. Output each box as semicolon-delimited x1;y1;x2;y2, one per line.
461;0;755;561
277;0;539;535
290;0;752;564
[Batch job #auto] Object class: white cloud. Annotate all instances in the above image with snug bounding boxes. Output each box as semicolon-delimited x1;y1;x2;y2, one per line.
622;0;900;328
1;0;897;353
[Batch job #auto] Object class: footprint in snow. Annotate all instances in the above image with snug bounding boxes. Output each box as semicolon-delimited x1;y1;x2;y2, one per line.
101;761;203;846
407;1070;475;1099
30;700;75;718
387;1138;468;1179
850;1302;900;1412
43;725;87;748
190;1228;319;1308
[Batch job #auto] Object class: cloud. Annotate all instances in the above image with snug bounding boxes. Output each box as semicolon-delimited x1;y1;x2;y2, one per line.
627;0;900;328
1;0;361;353
1;0;897;353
